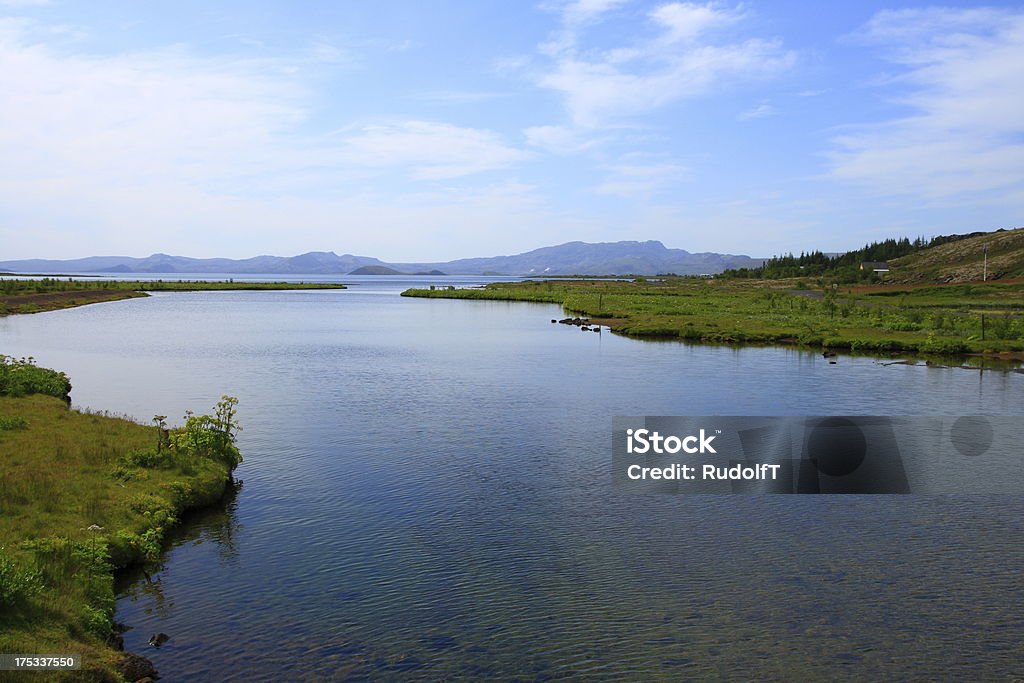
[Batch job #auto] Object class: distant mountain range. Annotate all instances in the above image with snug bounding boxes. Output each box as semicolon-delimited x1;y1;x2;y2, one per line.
0;240;764;276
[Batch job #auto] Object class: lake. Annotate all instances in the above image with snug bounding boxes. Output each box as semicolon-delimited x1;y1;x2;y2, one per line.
2;276;1022;681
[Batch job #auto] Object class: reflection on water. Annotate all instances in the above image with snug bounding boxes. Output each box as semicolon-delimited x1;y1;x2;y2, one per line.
113;481;242;636
1;278;1023;681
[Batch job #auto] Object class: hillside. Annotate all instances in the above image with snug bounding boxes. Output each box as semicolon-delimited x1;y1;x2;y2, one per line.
886;228;1024;283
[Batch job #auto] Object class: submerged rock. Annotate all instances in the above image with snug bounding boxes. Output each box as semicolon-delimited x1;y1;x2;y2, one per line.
148;633;170;647
115;653;158;681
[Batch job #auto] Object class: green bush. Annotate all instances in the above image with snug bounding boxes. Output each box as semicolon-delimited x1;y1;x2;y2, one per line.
120;448;171;469
0;356;72;400
989;314;1020;340
886;321;922;332
919;338;969;354
170;396;242;471
81;605;112;639
0;415;28;431
0;548;44;608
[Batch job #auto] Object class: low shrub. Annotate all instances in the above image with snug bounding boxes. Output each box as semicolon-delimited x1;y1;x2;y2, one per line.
0;356;71;400
0;415;28;431
0;548;44;608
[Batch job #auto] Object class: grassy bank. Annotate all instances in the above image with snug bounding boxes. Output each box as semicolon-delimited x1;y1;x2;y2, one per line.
0;278;347;316
402;278;1024;356
0;357;240;681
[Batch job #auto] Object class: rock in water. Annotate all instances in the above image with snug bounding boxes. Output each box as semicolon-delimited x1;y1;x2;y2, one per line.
148;633;170;647
115;653;158;681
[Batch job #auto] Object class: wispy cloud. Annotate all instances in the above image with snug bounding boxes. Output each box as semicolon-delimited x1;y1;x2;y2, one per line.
523;124;604;154
737;102;775;121
830;7;1024;200
595;160;689;198
539;0;630;55
0;19;308;189
536;2;794;128
649;1;742;43
406;90;510;104
309;40;354;66
340;121;528;180
561;0;630;26
0;17;537;258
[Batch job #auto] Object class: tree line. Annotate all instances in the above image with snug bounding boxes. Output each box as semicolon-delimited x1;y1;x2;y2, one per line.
722;234;956;281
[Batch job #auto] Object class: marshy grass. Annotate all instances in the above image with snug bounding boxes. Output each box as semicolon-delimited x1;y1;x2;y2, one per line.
402;278;1024;356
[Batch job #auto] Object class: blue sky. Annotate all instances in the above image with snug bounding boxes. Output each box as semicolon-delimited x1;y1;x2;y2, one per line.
1;1;1022;260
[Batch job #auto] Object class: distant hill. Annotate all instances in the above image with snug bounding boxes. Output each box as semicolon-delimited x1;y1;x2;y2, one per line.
887;228;1024;283
393;240;761;276
0;251;385;275
349;265;405;275
0;241;762;277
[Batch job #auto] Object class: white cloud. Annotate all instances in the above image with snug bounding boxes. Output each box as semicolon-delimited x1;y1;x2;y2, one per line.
650;2;741;43
0;17;537;259
0;19;526;191
737;102;775;121
0;20;308;189
830;8;1024;200
523;124;602;154
340;121;528;180
595;161;689;198
536;2;794;128
310;41;353;65
561;0;630;26
407;90;509;104
539;0;630;54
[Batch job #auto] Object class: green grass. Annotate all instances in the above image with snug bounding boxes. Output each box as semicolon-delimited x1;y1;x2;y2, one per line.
402;279;1024;356
853;282;1024;311
0;385;239;681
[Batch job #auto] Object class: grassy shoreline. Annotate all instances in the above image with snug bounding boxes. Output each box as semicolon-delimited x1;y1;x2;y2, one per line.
0;279;347;316
0;359;240;681
402;278;1024;357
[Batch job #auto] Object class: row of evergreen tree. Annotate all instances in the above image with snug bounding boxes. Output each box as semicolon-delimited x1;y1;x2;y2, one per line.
723;235;954;280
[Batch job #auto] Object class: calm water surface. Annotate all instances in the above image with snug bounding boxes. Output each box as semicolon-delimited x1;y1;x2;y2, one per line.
2;277;1022;681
